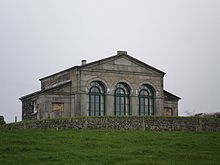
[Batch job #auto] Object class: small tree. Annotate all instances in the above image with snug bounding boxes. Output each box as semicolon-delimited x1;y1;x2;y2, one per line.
0;116;6;125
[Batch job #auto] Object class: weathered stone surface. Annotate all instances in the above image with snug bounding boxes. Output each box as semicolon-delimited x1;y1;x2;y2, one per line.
20;53;180;121
22;99;37;121
1;116;219;132
41;71;70;90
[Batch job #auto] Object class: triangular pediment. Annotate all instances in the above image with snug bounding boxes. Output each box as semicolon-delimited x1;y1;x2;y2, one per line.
40;54;165;81
81;54;165;76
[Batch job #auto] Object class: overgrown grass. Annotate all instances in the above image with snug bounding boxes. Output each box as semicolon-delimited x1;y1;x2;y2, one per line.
0;130;219;165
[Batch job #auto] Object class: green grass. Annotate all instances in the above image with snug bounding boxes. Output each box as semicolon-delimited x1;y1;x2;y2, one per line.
0;130;219;165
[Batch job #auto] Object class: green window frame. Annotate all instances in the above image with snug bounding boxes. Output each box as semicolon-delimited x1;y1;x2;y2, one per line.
138;84;154;115
88;81;105;116
114;83;130;115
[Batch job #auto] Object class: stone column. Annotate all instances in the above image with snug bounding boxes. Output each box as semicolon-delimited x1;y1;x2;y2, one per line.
131;96;138;115
80;93;88;116
106;94;114;115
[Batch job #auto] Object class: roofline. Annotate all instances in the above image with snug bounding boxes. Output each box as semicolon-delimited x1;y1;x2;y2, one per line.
39;66;79;81
39;53;166;81
19;81;71;100
80;54;166;75
125;54;166;75
164;90;181;100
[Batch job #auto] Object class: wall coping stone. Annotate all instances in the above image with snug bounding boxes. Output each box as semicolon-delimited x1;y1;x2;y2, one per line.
0;116;219;132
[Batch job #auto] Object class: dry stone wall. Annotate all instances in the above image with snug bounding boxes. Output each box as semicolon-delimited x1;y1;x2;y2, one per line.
1;116;220;132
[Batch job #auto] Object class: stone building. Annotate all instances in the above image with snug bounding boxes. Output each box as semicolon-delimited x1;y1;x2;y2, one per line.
20;51;180;121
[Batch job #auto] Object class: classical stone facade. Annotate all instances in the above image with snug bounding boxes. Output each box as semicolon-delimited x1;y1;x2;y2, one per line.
20;51;180;121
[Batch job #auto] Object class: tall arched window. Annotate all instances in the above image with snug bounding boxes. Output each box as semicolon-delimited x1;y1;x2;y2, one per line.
139;84;154;115
88;81;105;116
114;82;130;115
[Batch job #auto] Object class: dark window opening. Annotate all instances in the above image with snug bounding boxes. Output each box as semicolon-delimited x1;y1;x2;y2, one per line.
114;82;130;115
139;84;154;115
88;81;105;116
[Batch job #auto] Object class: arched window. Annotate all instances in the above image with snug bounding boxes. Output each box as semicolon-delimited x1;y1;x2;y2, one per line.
114;82;130;115
88;81;105;116
139;84;154;115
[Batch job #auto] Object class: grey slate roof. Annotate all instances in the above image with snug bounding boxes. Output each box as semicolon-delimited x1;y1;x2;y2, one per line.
19;80;71;100
164;90;181;101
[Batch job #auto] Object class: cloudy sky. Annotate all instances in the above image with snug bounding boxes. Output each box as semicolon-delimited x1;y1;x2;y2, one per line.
0;0;219;123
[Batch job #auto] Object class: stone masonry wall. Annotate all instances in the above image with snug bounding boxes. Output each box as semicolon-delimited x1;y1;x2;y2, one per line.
41;71;70;90
22;99;37;121
1;116;220;132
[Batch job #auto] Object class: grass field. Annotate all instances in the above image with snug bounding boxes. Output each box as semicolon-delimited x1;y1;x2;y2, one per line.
0;130;219;165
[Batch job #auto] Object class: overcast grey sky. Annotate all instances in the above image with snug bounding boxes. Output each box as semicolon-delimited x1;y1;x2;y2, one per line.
0;0;219;123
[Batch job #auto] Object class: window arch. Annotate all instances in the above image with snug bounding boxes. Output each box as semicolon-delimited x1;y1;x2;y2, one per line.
88;81;105;116
139;84;154;115
114;82;130;115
